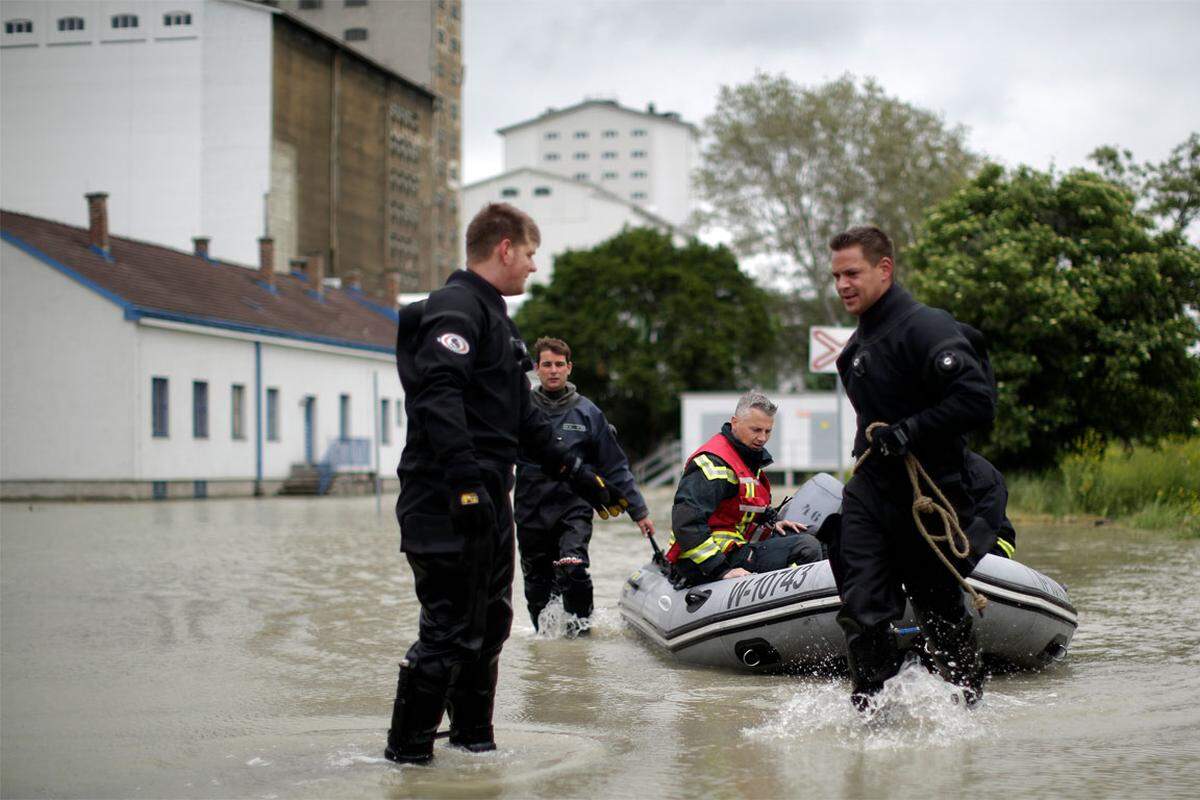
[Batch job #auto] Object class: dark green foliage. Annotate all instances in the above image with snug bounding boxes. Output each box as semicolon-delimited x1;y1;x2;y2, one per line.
514;228;778;460
907;163;1200;470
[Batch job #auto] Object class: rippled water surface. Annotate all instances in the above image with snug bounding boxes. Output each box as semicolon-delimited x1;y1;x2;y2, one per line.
3;490;1198;799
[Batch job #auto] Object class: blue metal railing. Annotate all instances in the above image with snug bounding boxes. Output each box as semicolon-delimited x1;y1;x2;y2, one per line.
317;437;373;495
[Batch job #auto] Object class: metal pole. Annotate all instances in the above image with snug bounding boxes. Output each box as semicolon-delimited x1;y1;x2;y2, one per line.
373;371;382;515
836;373;845;480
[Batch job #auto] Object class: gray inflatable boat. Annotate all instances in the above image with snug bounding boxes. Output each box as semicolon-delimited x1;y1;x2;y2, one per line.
619;473;1077;672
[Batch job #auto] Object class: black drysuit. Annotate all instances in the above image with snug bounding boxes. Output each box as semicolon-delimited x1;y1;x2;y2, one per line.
833;283;997;701
390;269;569;757
514;383;648;626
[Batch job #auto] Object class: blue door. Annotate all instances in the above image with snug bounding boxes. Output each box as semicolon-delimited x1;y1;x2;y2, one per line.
303;397;315;464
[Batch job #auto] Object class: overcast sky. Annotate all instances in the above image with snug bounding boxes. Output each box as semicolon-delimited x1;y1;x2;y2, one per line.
461;0;1200;186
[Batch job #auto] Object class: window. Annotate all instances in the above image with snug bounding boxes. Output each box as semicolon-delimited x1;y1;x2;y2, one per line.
396;400;404;428
602;151;617;160
298;0;323;9
533;186;551;196
450;37;458;53
632;170;648;179
163;12;192;26
266;388;280;441
601;171;617;180
192;381;209;439
602;129;618;138
344;27;368;41
111;14;139;29
437;28;445;43
631;150;647;158
5;19;33;34
632;129;647;137
573;172;589;181
231;385;246;440
632;191;648;200
339;394;351;440
573;152;588;160
380;399;391;445
544;131;560;140
57;17;85;31
346;0;369;6
500;187;519;198
544;153;560;161
152;378;169;438
451;2;460;19
574;131;589;139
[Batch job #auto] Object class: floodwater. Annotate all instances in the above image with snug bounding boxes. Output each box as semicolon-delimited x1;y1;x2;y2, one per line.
2;489;1198;800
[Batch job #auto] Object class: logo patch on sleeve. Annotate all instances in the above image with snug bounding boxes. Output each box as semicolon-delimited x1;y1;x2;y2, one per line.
562;423;586;432
935;350;960;374
437;333;470;355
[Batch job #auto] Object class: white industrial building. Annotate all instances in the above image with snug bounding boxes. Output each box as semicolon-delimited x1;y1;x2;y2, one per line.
461;168;678;289
1;196;406;500
462;98;699;280
0;0;272;267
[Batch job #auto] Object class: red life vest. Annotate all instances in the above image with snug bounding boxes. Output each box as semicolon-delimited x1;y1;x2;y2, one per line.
666;432;773;564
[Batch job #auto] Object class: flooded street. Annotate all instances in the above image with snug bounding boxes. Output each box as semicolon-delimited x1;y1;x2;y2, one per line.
3;490;1199;799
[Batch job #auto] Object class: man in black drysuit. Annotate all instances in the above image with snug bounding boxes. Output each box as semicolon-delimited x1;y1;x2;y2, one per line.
514;337;655;632
385;203;629;764
829;225;998;710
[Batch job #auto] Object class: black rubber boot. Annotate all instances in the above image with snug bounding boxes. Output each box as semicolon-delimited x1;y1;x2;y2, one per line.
916;608;985;708
445;652;500;753
842;620;903;712
384;659;446;764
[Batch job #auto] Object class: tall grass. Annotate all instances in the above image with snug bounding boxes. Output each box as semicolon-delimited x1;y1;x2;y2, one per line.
1007;437;1200;537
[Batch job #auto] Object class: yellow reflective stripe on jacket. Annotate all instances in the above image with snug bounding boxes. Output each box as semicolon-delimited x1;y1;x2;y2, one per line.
740;476;757;499
675;535;723;564
694;454;738;485
996;538;1015;558
711;528;746;550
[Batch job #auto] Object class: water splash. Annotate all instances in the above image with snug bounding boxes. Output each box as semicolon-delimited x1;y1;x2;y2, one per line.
748;657;1003;751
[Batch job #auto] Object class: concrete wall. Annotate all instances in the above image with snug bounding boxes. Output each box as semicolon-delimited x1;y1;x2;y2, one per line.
0;0;273;266
0;240;138;480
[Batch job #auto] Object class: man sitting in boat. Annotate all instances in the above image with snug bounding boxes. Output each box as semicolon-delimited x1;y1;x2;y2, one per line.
665;391;823;587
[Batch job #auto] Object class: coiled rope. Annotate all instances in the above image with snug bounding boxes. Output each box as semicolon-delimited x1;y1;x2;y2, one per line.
853;422;989;613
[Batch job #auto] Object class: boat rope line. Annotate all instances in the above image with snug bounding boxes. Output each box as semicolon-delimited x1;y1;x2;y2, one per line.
856;421;989;614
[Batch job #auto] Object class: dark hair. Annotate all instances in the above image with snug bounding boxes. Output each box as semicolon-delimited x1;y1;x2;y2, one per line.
465;202;541;264
533;336;571;363
829;226;894;266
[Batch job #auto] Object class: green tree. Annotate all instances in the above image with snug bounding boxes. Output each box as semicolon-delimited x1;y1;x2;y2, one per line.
1091;132;1200;235
696;73;980;323
514;228;778;460
907;163;1200;470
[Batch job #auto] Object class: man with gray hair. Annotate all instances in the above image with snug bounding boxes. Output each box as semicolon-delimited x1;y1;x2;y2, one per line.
665;391;823;587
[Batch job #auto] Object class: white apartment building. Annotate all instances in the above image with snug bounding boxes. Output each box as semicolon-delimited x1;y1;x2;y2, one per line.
460;168;678;288
498;99;699;229
1;0;273;267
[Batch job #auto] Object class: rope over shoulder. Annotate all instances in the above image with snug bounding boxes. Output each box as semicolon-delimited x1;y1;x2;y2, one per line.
856;422;989;613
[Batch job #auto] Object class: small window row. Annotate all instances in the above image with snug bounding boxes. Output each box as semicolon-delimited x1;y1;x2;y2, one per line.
500;186;554;198
546;150;649;162
545;128;647;141
4;13;193;35
150;378;402;444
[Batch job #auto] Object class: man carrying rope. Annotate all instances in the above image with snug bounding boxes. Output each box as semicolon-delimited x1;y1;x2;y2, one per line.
829;226;998;711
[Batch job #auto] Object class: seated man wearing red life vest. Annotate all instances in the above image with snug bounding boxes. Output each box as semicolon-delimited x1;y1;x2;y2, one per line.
666;391;823;587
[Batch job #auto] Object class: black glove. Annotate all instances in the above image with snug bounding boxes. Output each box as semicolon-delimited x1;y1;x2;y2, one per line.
562;456;629;519
445;464;496;538
448;482;496;538
874;419;915;458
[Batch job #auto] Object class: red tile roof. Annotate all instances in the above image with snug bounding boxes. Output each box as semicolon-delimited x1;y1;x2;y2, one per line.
1;209;398;352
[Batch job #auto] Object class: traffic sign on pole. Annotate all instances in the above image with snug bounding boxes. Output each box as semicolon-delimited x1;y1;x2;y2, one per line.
808;326;854;374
